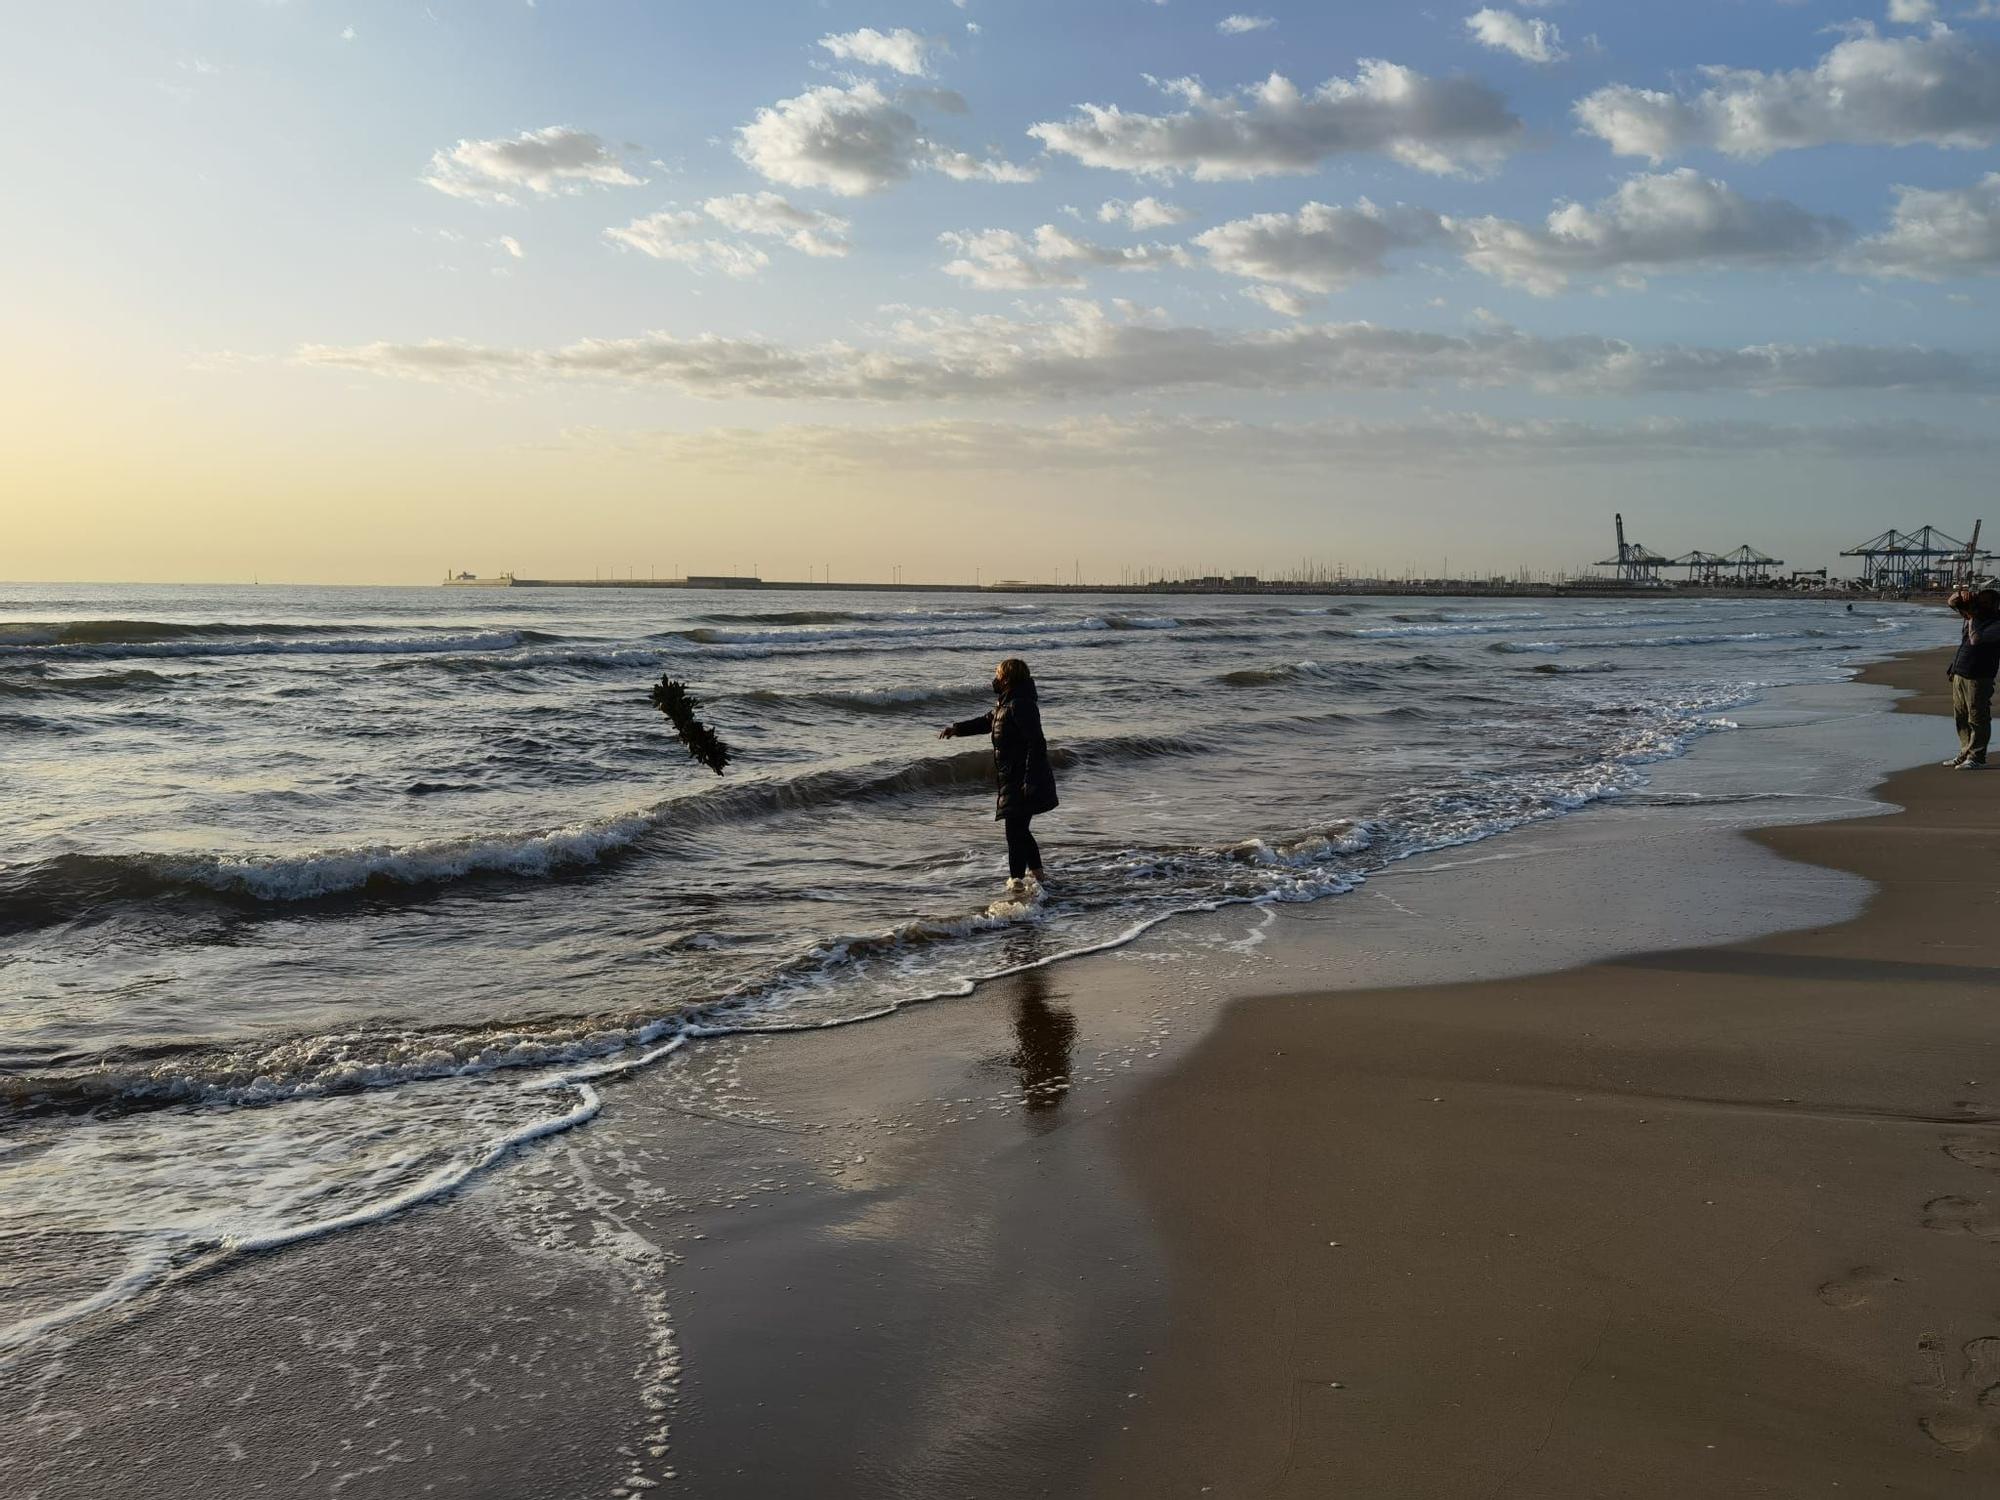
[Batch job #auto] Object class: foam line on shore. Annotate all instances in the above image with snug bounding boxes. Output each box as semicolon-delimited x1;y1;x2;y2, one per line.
219;1082;605;1256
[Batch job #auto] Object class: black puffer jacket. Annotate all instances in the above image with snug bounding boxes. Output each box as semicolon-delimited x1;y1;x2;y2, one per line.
951;685;1059;821
1950;614;2000;680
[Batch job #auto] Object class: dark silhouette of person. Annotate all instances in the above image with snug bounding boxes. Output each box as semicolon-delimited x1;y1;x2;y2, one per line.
1945;587;2000;769
939;657;1059;891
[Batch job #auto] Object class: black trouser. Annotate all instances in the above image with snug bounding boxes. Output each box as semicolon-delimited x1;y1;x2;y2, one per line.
1003;814;1042;880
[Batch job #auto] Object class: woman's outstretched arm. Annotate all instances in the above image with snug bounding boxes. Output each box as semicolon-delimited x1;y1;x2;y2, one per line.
939;711;993;740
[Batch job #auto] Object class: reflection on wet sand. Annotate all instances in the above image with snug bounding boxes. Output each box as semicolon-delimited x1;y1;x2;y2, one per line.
1005;962;1077;1126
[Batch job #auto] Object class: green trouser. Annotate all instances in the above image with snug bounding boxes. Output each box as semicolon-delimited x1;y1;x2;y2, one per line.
1953;673;1994;760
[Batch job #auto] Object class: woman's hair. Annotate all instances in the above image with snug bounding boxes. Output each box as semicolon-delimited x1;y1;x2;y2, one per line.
1976;588;2000;617
995;658;1033;692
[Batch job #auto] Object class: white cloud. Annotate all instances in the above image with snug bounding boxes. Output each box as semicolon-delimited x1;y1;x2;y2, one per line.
939;225;1187;289
421;126;640;204
1886;0;1936;22
1195;199;1449;291
735;81;1034;195
603;211;772;277
1218;15;1275;34
565;412;1993;473
1465;8;1565;64
1576;24;2000;160
605;194;852;275
736;83;921;196
817;27;938;78
700;191;852;257
495;235;524;259
1027;63;1523;179
1098;196;1192;229
928;148;1040;183
1240;284;1316;318
299;301;2000;402
340;25;355;41
1852;172;2000;278
1455;169;1850;294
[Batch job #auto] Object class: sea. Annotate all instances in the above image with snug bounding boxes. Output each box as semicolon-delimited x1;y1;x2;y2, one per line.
0;581;1941;1359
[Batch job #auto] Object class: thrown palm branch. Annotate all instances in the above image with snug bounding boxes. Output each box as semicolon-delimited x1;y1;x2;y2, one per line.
650;675;733;775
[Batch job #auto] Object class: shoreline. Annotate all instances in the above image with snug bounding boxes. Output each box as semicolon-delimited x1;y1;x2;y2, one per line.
3;644;1976;1499
1091;646;2000;1497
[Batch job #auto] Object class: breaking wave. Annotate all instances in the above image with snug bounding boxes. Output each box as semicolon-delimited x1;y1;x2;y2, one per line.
0;732;1211;924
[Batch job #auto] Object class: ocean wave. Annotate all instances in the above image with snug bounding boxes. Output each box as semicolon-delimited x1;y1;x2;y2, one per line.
0;732;1211;923
0;619;354;648
697;607;1004;627
698;610;870;626
663;615;1120;648
1217;660;1355;688
738;682;983;714
0;667;178;699
1489;630;1803;654
1229;821;1378;867
375;645;662;675
3;628;556;661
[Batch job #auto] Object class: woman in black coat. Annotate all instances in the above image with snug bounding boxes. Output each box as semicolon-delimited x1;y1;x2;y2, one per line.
939;657;1059;889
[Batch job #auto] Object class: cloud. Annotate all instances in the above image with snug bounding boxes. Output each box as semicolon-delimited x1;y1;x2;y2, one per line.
605;193;852;274
1195;199;1450;292
735;81;1034;195
1886;0;1936;22
422;126;641;204
1240;285;1317;318
928;148;1040;183
603;212;772;277
817;27;938;77
495;235;524;259
1455;169;1850;293
1098;196;1192;229
1576;23;2000;160
298;301;2000;402
1851;172;2000;278
1465;8;1565;64
565;412;1994;472
1218;15;1275;34
1027;63;1523;179
940;225;1187;288
700;191;852;256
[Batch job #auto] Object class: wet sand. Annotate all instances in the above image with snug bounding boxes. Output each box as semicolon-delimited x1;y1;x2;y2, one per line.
1091;649;2000;1497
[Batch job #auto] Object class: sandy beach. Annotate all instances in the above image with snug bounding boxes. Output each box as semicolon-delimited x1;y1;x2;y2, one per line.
1093;647;2000;1498
7;644;1994;1500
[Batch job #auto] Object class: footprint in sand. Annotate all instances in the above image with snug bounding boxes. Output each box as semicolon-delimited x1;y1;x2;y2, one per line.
1818;1265;1898;1309
1969;1337;2000;1411
1922;1409;1987;1453
1921;1195;2000;1240
1916;1335;2000;1453
1944;1137;2000;1174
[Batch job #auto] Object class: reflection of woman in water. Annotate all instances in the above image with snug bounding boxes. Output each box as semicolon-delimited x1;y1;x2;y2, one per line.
939;658;1059;893
1008;965;1076;1120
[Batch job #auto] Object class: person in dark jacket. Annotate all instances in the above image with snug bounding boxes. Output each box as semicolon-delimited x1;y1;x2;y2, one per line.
939;658;1059;889
1945;587;2000;769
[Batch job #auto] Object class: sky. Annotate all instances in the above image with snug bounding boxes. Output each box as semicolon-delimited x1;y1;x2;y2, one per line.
4;0;1999;584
